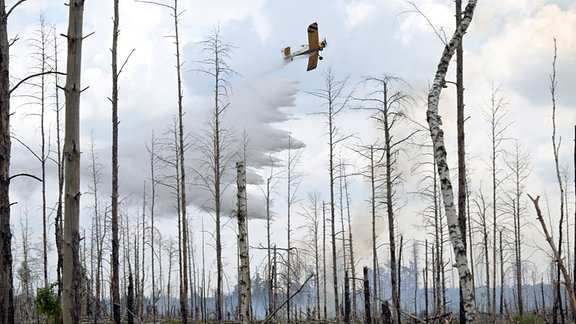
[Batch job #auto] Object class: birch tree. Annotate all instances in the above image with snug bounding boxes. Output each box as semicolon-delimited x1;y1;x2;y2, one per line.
425;0;478;321
236;161;250;324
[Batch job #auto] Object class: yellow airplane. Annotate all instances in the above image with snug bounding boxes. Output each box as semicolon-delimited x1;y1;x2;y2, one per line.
282;22;327;71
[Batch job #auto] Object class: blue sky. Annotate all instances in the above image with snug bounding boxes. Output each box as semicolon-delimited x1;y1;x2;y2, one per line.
6;0;576;299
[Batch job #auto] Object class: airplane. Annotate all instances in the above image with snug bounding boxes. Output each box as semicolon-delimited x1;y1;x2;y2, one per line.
282;22;327;71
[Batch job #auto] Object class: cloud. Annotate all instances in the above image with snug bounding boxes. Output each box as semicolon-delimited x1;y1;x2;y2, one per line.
344;1;377;28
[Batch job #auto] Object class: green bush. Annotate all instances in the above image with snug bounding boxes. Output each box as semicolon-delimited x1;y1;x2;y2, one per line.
35;283;61;324
512;314;545;324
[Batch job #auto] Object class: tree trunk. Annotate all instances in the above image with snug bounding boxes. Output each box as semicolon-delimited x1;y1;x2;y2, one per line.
173;0;189;320
128;271;134;324
344;271;350;324
53;27;65;301
529;195;576;313
455;0;468;322
61;0;85;323
236;161;251;324
344;177;357;321
363;267;371;324
425;0;477;321
0;1;13;322
110;0;121;322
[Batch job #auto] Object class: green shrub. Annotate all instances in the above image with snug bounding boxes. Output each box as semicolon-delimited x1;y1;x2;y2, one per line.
512;314;545;324
35;283;61;324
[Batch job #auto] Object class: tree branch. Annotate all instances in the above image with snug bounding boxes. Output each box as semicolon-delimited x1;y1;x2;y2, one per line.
7;0;27;17
10;71;66;95
263;274;313;323
9;173;41;182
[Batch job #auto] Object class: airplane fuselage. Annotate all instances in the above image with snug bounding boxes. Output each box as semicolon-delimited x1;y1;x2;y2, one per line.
283;45;323;60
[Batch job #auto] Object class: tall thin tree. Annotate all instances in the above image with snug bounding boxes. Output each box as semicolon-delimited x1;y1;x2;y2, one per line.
425;0;477;321
61;0;85;322
138;1;190;320
0;0;29;321
194;27;237;321
455;0;468;321
110;0;121;321
308;68;351;321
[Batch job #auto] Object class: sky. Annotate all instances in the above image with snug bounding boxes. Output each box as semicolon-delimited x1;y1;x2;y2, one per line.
5;0;576;298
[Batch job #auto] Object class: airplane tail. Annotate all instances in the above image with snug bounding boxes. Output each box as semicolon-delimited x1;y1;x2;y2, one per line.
282;46;291;57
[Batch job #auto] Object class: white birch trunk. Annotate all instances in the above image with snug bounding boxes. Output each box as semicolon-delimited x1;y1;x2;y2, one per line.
425;0;477;321
236;161;251;324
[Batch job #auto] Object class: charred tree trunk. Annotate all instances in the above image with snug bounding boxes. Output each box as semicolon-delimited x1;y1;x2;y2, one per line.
425;0;477;321
62;0;85;322
344;271;350;324
0;1;13;321
363;267;371;324
455;0;468;322
110;0;121;322
127;271;134;324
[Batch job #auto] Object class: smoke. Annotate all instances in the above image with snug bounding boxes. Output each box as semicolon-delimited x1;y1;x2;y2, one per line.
185;67;304;220
224;71;304;175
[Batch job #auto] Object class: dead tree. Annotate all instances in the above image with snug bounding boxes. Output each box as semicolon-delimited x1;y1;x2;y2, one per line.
193;27;237;321
528;195;576;313
425;0;478;321
236;161;250;324
62;0;85;322
138;1;190;321
307;68;352;321
356;75;415;323
110;0;121;321
503;140;530;316
0;0;28;321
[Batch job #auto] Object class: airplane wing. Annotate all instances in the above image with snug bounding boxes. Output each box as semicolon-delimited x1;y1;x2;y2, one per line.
307;52;319;71
307;22;319;50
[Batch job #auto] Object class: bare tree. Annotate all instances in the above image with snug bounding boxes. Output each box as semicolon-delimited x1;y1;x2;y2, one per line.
301;191;322;319
0;1;29;321
528;195;576;313
425;0;478;321
483;85;510;313
260;159;280;318
86;135;106;323
550;38;566;320
356;75;415;323
26;14;54;289
285;135;302;323
355;144;384;322
138;1;190;320
110;0;121;321
307;68;351;321
472;190;491;312
146;133;161;322
503;140;530;316
61;0;85;322
194;27;237;321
